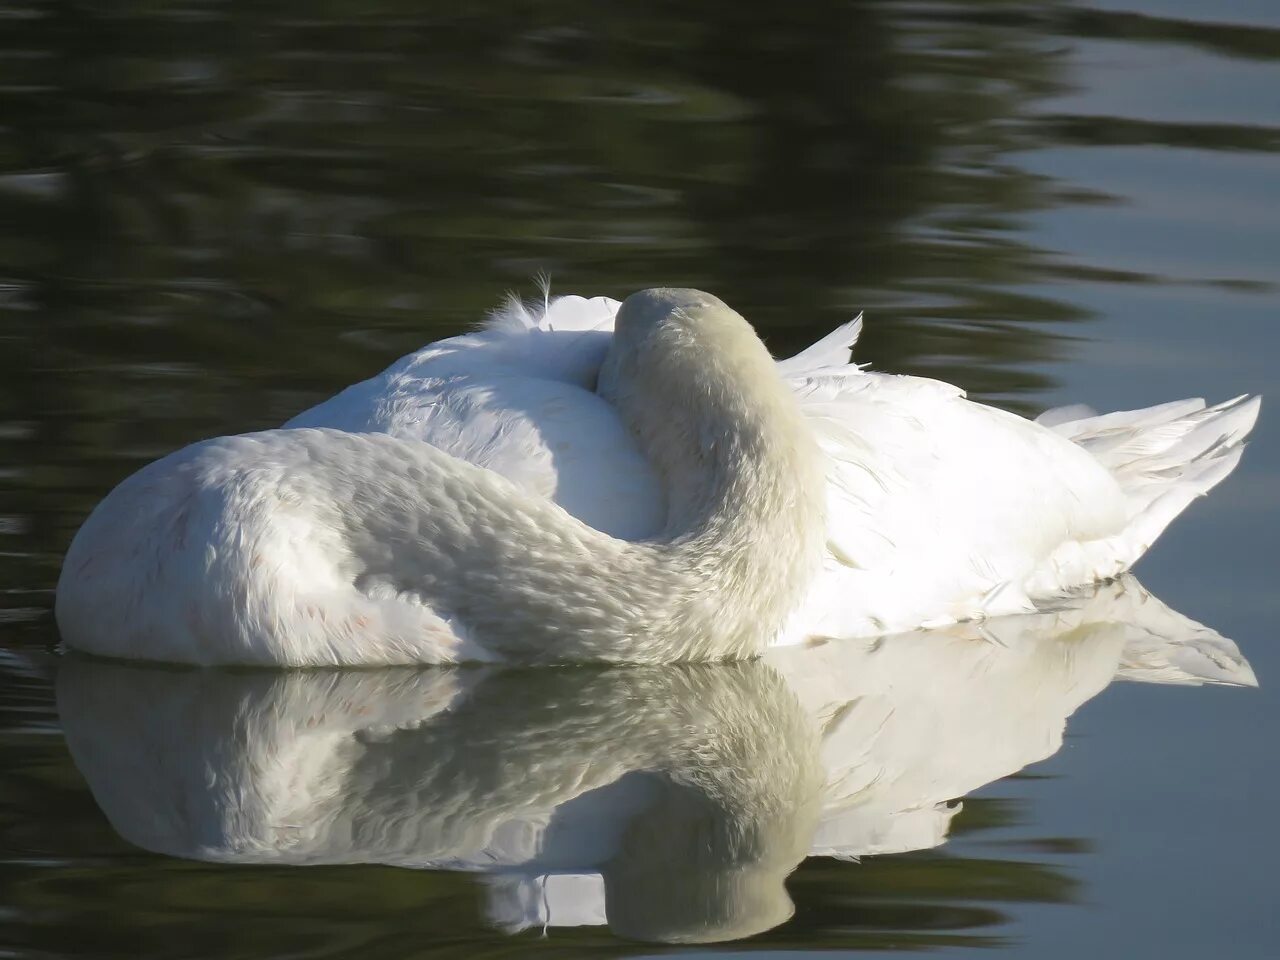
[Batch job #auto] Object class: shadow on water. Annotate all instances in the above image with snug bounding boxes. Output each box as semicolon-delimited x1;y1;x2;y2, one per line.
1;0;1278;956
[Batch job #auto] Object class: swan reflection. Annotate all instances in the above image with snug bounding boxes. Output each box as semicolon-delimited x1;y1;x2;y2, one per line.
58;576;1254;944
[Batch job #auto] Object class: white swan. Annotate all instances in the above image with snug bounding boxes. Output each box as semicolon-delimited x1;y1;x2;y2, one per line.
57;289;827;666
55;288;1259;665
57;578;1256;943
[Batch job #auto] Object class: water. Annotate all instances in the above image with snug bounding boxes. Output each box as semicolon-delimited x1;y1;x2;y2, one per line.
2;1;1278;956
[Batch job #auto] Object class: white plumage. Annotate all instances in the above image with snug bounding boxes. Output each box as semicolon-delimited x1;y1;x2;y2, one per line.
55;288;1259;665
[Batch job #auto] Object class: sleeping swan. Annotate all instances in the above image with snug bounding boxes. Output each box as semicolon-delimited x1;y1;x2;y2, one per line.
55;288;1259;665
58;289;827;665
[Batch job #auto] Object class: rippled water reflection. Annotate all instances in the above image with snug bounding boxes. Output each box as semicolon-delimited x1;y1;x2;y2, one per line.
50;579;1257;948
2;1;1278;957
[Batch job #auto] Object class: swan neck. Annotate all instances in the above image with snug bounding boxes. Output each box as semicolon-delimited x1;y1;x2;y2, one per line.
618;333;828;658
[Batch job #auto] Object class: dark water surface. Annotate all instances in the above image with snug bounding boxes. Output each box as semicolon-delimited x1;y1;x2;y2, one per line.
2;1;1278;956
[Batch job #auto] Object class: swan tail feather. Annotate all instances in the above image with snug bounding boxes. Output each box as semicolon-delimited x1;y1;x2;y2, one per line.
1046;394;1260;564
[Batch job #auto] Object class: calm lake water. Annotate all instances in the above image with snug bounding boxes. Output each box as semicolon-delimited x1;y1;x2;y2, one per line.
2;1;1278;956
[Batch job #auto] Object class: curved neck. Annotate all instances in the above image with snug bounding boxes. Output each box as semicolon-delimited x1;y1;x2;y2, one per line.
335;291;829;665
647;358;828;659
590;290;829;660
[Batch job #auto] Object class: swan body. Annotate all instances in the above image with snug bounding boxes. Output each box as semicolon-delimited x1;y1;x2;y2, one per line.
289;291;1259;640
56;289;827;665
56;288;1259;665
58;578;1255;942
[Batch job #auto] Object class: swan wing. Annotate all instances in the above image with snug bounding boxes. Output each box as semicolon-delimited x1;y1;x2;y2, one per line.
286;295;667;540
787;372;1258;639
286;296;866;541
773;313;864;376
785;369;1132;638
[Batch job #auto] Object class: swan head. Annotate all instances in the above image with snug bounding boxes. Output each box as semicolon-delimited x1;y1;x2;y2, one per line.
597;288;777;410
596;288;827;648
596;289;810;515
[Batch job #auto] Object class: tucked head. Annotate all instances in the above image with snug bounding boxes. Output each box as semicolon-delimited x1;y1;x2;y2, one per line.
592;286;826;553
612;287;754;356
597;288;778;409
615;287;738;336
